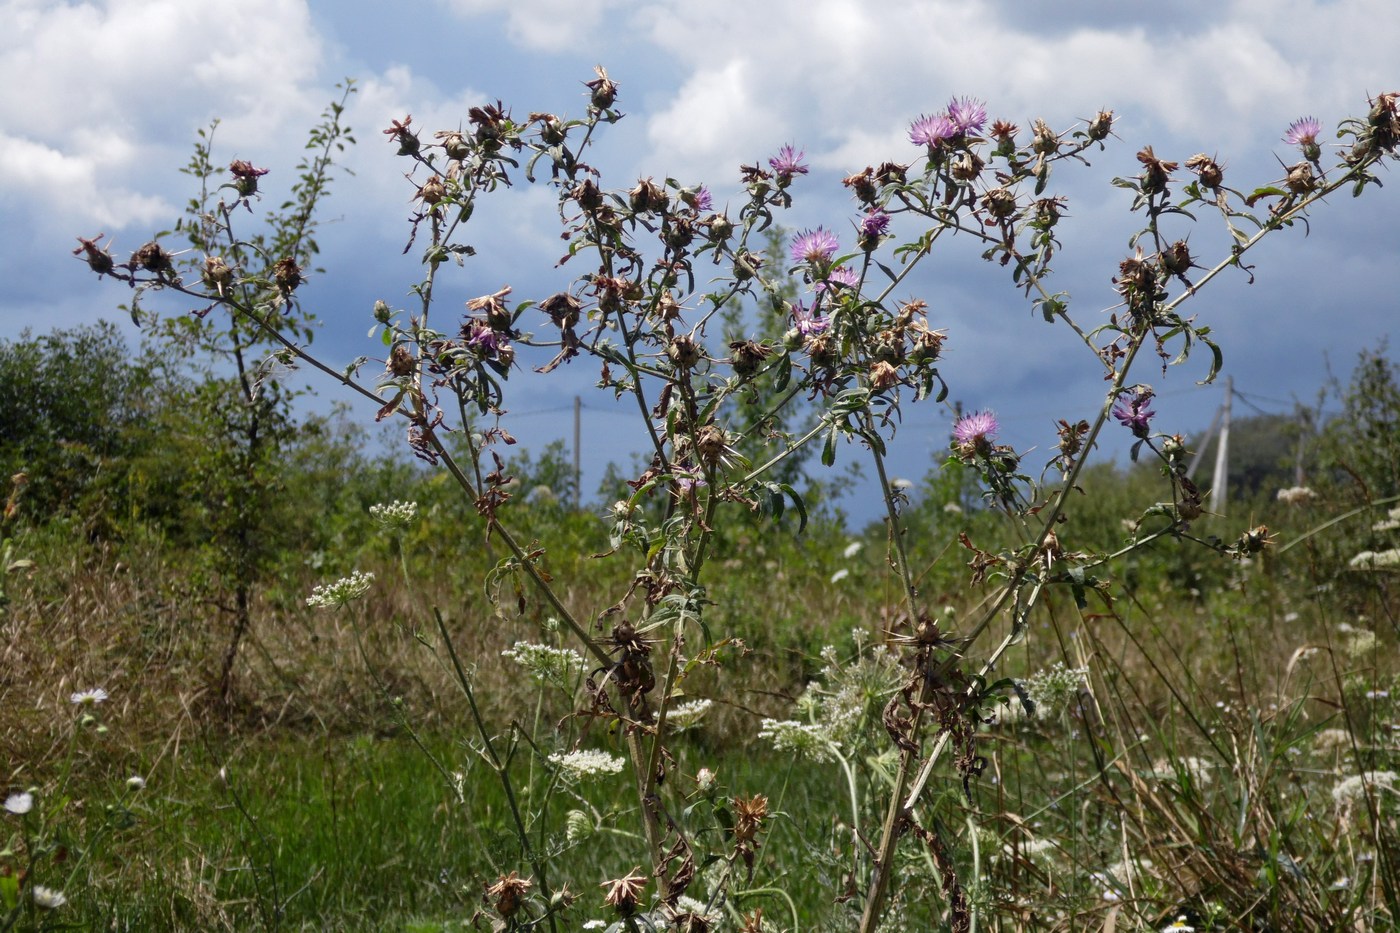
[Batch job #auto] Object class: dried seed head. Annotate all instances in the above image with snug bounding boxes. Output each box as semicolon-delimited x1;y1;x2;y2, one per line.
417;174;446;205
730;339;771;377
869;360;901;391
601;868;647;916
201;255;234;291
486;871;533;918
982;187;1018;220
273;257;302;294
695;424;729;466
733;794;768;843
1031;119;1059;155
629;177;667;214
435;130;470;161
539;291;580;329
1286;161;1317;194
72;234;114;276
667;334;702;369
131;241;174;275
843;167;878;205
1185;153;1224;189
387;344;414;377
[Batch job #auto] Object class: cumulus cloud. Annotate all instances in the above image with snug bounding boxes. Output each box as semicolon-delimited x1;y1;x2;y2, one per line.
437;0;638;51
0;0;325;231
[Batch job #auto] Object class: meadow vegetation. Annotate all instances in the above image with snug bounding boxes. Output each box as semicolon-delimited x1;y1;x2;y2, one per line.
4;76;1400;932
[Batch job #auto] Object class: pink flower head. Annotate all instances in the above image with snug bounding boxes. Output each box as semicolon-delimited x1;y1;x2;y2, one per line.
466;320;505;353
686;185;713;212
953;410;998;447
1112;389;1156;438
859;209;890;240
768;144;808;181
790;227;840;265
1283;116;1322;147
816;265;859;293
792;301;829;336
947;96;988;135
910;112;957;148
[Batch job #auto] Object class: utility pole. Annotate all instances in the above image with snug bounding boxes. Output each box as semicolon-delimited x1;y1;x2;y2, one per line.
1210;376;1233;515
573;395;582;511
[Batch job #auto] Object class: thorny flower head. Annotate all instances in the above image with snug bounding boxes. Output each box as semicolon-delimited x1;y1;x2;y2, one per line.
946;96;988;135
952;410;998;453
768;144;808;185
486;871;533;919
229;159;270;198
601;868;648;915
306;570;375;609
1284;116;1324;161
1112;388;1156;438
790;227;839;266
383;114;418;155
817;265;859;292
858;208;890;250
910;112;957;148
73;233;115;276
792;301;829;336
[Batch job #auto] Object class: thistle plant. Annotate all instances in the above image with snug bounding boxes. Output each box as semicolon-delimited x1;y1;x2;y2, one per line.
79;71;1400;931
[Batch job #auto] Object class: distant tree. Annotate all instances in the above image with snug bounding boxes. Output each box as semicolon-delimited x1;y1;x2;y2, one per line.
0;322;156;529
1317;346;1400;503
1191;411;1304;501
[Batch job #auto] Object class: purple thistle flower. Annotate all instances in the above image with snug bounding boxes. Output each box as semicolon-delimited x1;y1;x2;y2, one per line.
1112;390;1156;438
816;265;860;292
947;96;988;135
768;144;808;180
1283;116;1322;147
909;112;957;148
790;227;840;265
859;208;890;239
792;301;829;336
953;410;998;447
688;185;713;213
466;320;504;353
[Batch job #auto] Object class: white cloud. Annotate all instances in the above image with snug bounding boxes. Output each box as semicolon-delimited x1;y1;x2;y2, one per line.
436;0;636;50
0;0;325;231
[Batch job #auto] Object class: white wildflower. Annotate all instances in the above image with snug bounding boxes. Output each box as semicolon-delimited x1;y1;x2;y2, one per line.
757;718;836;762
1276;486;1316;505
1333;770;1398;809
369;499;418;531
1162;916;1195;932
500;642;585;688
667;698;713;732
842;541;864;559
126;776;146;791
4;791;34;815
31;886;66;910
548;749;624;782
70;688;108;706
830;568;850;584
695;767;717;792
1374;518;1400;533
1022;663;1089;721
943;502;964;515
1314;728;1352;752
1346;629;1379;659
306;570;375;609
1351;548;1400;570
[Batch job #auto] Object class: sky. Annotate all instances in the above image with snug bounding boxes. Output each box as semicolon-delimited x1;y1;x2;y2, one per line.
3;0;1398;522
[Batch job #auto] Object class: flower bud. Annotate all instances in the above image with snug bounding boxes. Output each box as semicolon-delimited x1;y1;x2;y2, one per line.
586;65;618;109
373;300;393;324
417;175;446;205
1087;110;1114;142
707;212;734;242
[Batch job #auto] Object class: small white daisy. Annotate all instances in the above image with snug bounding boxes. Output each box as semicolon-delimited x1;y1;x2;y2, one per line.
4;791;34;815
31;886;67;909
70;688;109;706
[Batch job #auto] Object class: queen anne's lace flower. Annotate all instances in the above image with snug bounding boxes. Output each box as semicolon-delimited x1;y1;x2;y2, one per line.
549;749;625;781
306;570;375;608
